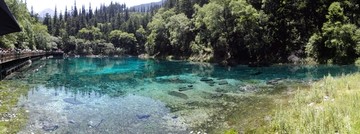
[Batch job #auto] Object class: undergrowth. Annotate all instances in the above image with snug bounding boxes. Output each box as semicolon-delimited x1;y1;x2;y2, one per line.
0;81;29;133
266;73;360;133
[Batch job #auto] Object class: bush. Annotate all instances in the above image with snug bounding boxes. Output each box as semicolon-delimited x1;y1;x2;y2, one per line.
306;2;360;64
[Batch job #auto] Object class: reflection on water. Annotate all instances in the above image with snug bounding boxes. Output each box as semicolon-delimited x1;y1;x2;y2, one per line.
15;57;360;96
11;57;360;133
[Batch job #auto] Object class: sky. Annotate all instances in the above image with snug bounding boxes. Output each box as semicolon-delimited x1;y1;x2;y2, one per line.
26;0;162;13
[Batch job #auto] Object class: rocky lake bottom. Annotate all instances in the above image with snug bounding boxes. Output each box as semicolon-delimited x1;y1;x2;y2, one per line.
6;57;360;133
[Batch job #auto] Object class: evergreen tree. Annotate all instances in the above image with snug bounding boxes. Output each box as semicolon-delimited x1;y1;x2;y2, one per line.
64;6;69;21
43;13;52;34
53;6;60;36
178;0;193;18
73;0;78;17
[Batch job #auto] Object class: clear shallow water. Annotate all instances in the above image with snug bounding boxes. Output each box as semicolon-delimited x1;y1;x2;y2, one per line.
11;57;360;133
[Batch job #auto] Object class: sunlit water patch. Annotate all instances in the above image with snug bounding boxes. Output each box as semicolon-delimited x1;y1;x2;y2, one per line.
9;57;360;133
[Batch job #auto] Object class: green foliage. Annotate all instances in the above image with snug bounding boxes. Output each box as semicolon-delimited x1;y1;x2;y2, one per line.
192;2;226;61
190;0;267;64
38;2;154;55
32;23;51;50
166;13;192;56
327;2;347;23
355;58;360;65
306;2;360;64
0;0;51;50
3;0;360;65
196;2;224;37
0;34;17;48
177;0;194;18
77;26;102;41
109;30;137;54
63;36;116;55
135;26;147;54
230;0;268;62
146;8;175;55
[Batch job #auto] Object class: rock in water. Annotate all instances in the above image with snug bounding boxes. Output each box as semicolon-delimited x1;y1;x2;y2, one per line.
251;71;263;76
215;88;228;93
266;78;283;85
136;114;151;119
178;86;194;92
239;85;257;92
200;77;213;82
63;98;84;105
218;80;228;85
178;87;189;92
172;115;178;119
168;91;189;99
42;125;59;132
87;119;105;128
211;93;224;98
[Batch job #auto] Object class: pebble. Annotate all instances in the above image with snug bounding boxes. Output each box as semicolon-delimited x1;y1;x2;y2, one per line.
168;91;189;99
215;88;228;93
42;125;59;132
137;114;151;119
200;78;213;82
218;80;228;85
266;78;283;85
172;116;178;119
63;98;84;105
211;93;223;98
239;85;257;92
178;86;193;92
68;120;75;124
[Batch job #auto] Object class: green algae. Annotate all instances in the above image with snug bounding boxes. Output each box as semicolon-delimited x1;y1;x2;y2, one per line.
0;81;29;133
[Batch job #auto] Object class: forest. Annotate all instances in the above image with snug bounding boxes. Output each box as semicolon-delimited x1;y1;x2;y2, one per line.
1;0;360;65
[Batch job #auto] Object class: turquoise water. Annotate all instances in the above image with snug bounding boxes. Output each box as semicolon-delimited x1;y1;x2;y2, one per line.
11;57;360;133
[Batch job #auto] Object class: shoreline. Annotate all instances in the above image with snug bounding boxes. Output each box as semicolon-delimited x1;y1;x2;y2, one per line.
65;54;316;67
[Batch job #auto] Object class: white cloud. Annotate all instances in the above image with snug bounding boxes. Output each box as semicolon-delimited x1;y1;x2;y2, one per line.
26;0;161;13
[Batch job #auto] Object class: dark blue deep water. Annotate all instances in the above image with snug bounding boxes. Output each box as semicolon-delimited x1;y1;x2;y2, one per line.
11;57;360;133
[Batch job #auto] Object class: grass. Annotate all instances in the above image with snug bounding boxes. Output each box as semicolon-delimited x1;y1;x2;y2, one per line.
0;81;29;133
264;73;360;133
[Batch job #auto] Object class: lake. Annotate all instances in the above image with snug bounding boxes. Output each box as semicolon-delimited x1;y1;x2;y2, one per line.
8;57;360;133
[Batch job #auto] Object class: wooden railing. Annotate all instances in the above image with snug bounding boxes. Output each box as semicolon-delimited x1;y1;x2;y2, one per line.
0;51;64;64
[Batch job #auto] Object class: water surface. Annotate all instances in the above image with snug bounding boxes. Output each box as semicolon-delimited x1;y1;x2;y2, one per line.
11;57;360;133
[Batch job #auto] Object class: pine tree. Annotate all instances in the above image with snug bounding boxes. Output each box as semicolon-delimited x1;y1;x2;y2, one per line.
178;0;193;18
88;3;93;20
30;6;34;17
73;0;78;17
43;13;52;33
125;8;130;21
64;6;68;21
53;6;60;36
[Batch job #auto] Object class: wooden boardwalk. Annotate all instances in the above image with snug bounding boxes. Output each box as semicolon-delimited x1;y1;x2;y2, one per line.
0;51;64;79
0;51;64;65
